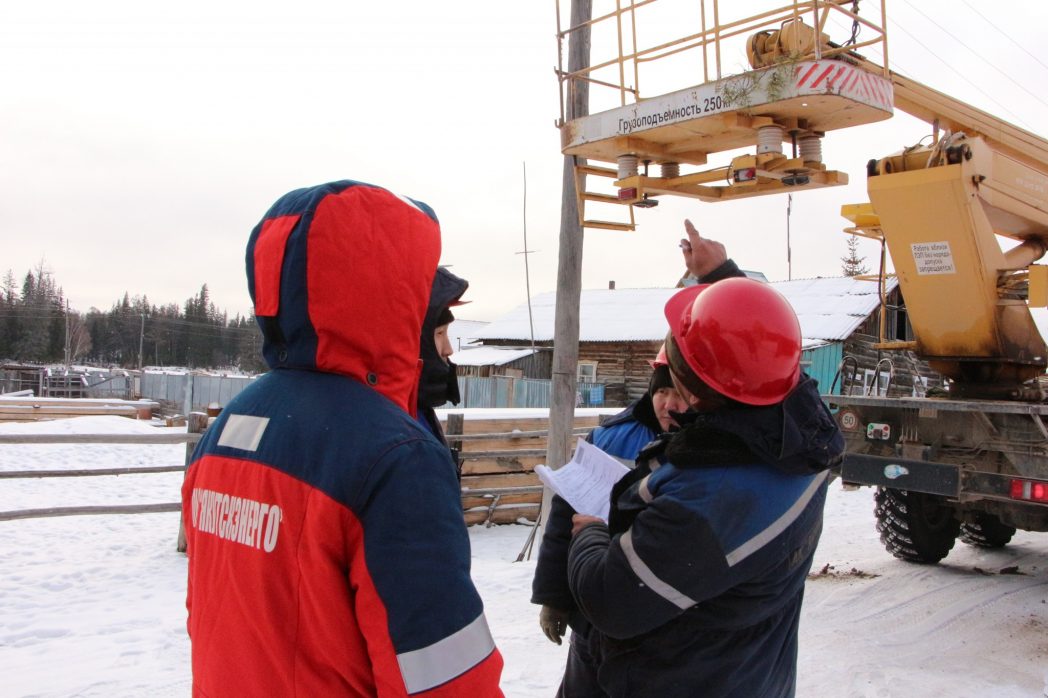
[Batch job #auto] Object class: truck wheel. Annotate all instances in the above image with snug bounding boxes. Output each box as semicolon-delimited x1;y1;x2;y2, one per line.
959;514;1016;549
874;488;960;564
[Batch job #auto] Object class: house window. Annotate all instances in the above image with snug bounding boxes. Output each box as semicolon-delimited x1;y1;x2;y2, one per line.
577;361;598;383
861;368;893;396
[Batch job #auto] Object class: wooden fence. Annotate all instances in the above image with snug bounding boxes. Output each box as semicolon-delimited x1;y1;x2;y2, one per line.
447;413;602;526
0;419;204;523
0;412;608;529
0;396;159;422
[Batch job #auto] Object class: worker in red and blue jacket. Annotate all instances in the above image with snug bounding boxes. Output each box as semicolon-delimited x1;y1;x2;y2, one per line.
181;180;504;697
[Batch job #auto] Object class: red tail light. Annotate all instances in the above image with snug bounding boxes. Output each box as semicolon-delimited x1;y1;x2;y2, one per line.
1009;478;1048;503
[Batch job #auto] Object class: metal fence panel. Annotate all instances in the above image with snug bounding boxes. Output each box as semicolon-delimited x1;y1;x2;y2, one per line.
84;373;132;399
445;377;605;409
136;373;606;412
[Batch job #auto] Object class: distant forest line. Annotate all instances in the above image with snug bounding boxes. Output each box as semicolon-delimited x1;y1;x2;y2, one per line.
0;263;265;372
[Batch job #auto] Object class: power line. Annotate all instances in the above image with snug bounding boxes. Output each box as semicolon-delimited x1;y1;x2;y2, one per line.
887;10;1032;130
959;0;1048;75
898;0;1048;115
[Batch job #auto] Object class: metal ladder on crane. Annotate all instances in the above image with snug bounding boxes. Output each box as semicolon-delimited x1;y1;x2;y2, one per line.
574;163;637;232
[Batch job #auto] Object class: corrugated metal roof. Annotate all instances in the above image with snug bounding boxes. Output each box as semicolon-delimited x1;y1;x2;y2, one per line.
451;346;538;366
470;276;898;344
449;319;488;351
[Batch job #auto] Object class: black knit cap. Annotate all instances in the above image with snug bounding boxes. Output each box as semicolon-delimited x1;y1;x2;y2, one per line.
436;306;455;327
649;363;674;394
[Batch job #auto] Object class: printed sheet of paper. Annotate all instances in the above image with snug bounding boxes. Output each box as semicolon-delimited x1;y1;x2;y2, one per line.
534;438;631;522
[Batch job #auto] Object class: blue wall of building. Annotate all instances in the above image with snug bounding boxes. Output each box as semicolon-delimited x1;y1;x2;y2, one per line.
802;343;844;396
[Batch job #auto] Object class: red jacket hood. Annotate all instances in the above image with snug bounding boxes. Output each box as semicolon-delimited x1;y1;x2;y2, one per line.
246;181;440;413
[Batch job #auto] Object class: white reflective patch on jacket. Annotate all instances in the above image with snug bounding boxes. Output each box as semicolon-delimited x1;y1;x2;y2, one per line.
725;470;829;567
638;474;654;504
397;612;495;694
217;414;270;452
620;528;697;610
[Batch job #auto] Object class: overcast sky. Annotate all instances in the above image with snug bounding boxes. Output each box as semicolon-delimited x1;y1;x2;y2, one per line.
4;1;1048;321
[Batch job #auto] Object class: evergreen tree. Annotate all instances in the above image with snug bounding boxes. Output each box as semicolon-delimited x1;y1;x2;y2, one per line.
3;265;259;370
0;270;19;359
15;263;60;360
841;235;869;277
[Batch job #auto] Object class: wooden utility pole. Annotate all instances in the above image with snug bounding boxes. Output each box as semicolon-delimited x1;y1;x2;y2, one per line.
534;0;592;552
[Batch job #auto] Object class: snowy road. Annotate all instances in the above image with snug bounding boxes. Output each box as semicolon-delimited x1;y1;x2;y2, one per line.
1;416;1045;697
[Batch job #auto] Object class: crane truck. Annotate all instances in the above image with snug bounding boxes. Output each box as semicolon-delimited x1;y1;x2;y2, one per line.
555;0;1048;563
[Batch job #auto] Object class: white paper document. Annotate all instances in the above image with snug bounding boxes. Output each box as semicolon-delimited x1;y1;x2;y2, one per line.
534;438;632;522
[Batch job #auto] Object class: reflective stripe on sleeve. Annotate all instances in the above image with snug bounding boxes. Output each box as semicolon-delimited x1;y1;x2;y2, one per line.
725;470;829;567
216;415;270;452
638;475;654;504
619;528;696;610
397;612;496;694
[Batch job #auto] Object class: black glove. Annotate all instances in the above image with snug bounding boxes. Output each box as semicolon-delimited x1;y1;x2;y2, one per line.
539;605;569;645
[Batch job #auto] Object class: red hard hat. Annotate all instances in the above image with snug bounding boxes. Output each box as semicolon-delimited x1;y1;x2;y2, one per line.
664;277;801;406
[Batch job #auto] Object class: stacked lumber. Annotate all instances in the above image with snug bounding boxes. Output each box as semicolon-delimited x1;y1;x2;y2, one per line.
0;397;159;422
447;414;601;526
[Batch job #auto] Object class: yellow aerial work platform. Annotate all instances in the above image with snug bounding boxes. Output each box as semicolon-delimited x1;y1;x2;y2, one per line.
555;0;892;230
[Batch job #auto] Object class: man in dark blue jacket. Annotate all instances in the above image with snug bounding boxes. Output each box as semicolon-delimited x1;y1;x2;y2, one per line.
417;266;469;472
567;221;843;697
533;353;687;697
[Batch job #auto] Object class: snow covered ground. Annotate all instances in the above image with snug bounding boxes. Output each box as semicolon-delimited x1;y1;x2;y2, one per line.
1;415;1046;697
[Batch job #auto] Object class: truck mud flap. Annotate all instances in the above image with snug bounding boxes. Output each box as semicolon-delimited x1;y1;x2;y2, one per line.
838;453;960;497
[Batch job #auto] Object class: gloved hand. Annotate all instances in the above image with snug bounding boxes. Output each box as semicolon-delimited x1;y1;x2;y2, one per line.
539;605;569;645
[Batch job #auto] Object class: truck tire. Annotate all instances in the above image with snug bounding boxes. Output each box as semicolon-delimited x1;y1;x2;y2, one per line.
874;488;960;564
959;514;1016;548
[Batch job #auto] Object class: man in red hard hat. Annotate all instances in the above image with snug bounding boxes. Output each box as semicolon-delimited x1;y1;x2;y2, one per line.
532;345;687;698
566;220;843;698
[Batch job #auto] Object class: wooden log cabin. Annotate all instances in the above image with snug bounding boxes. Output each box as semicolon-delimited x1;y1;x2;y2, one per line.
469;276;944;404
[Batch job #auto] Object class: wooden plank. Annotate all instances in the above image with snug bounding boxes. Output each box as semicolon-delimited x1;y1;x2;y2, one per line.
461;449;547;459
454;427;591;442
0;404;135;413
460;437;546;453
0;465;185;479
0;433;201;445
439;416;602;435
0;397;159;408
461;456;542;476
462;472;540;490
0;502;181;522
461;492;542;510
459;486;544;497
465;506;540;526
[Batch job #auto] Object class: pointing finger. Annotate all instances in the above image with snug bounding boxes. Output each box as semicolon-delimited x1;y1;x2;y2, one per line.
684;219;701;242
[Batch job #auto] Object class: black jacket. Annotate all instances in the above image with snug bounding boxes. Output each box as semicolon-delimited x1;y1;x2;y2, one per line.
531;396;662;635
568;375;843;698
417;268;467;467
